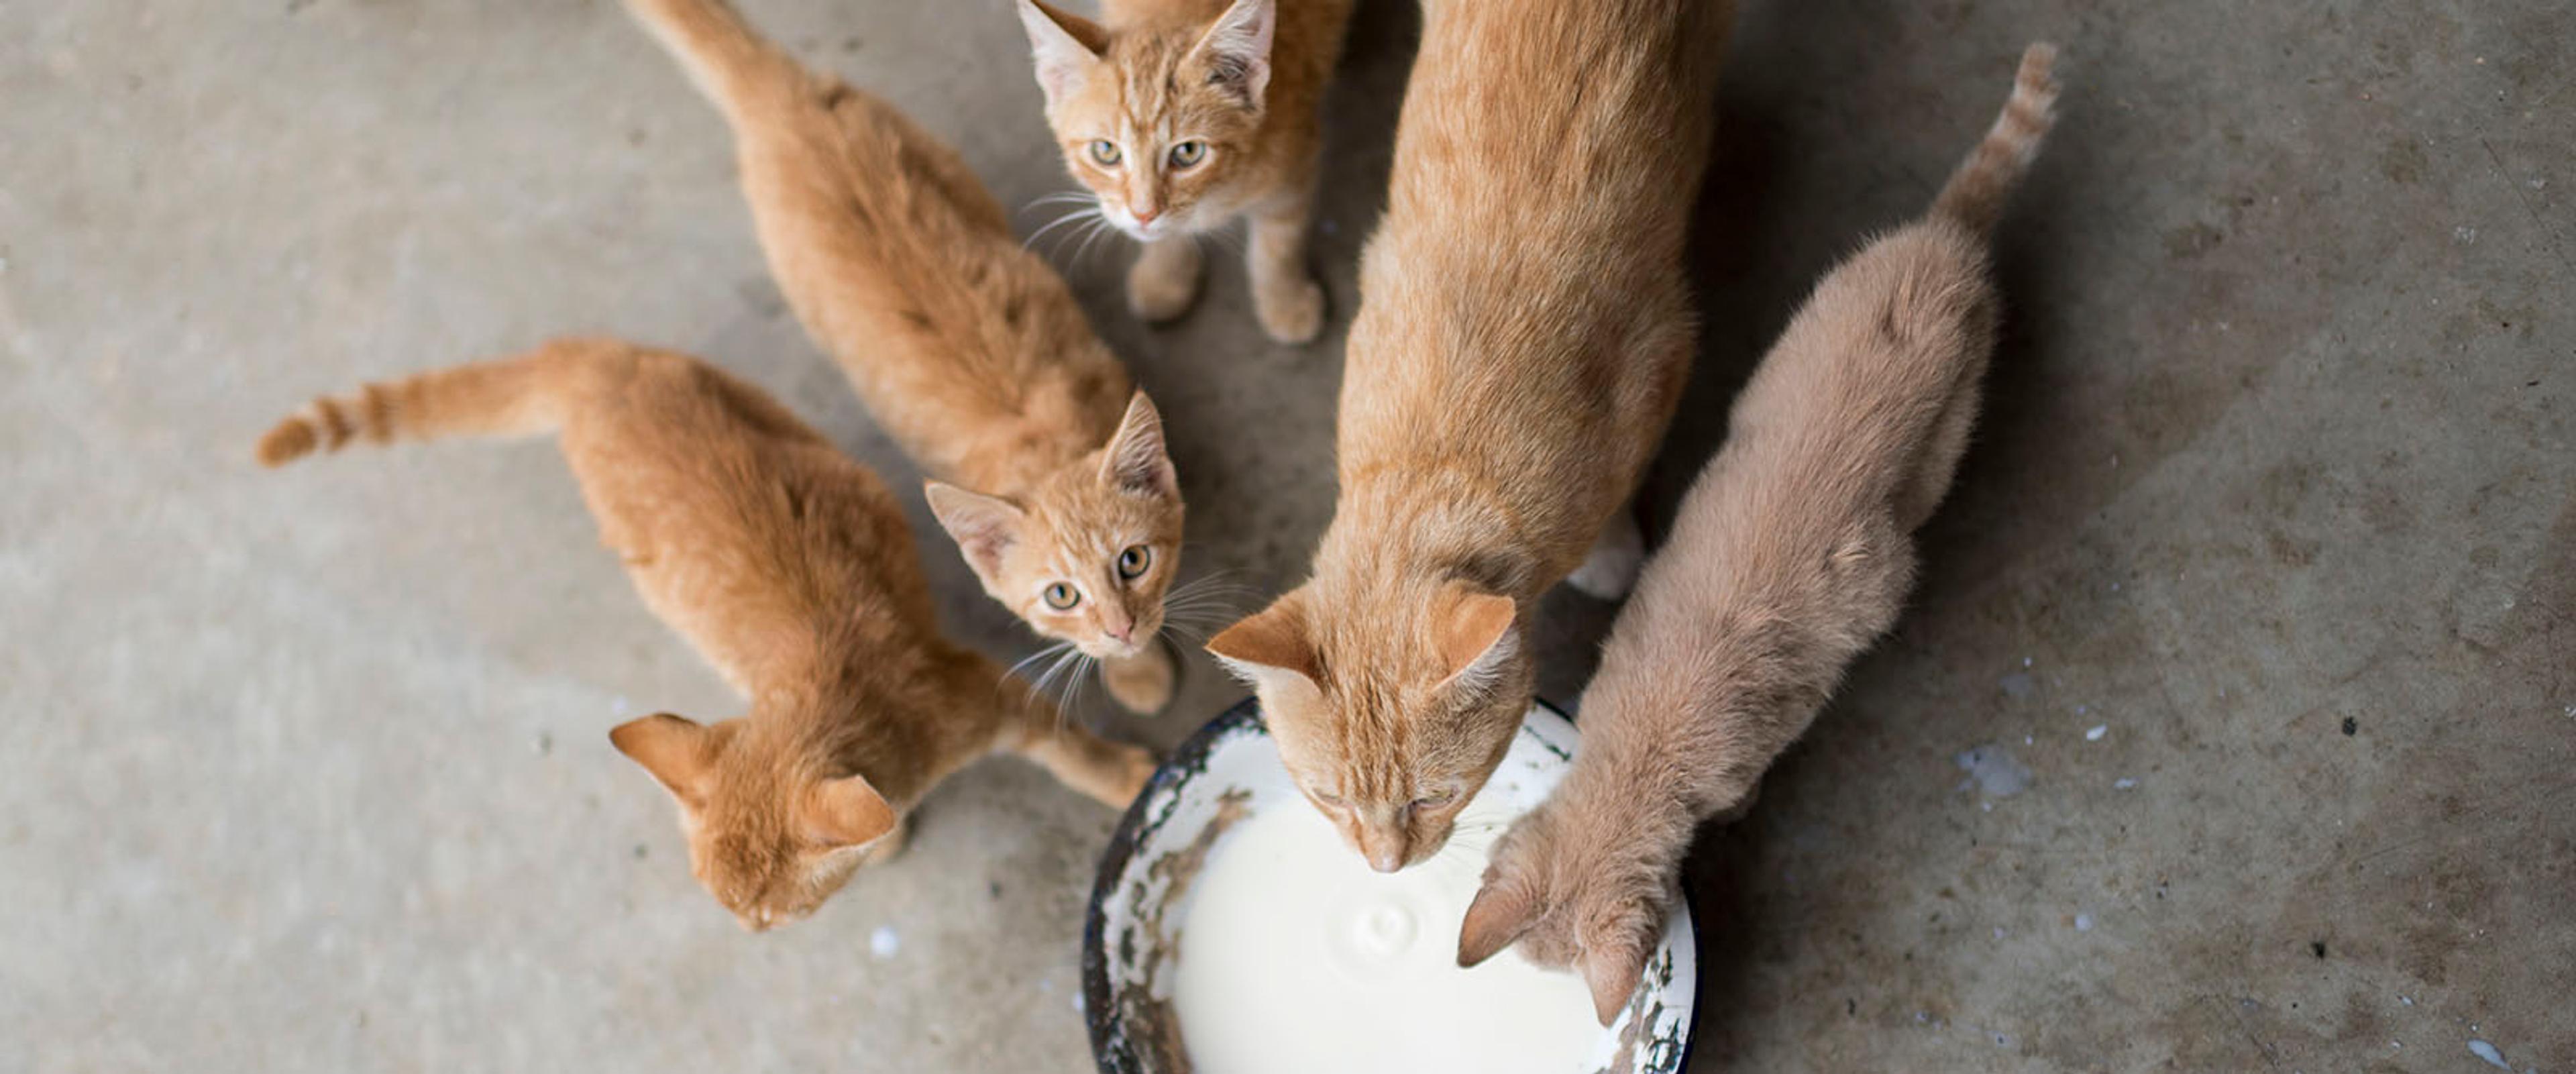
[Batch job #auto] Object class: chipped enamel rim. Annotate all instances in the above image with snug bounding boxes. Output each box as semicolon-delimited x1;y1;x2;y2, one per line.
1081;698;1698;1073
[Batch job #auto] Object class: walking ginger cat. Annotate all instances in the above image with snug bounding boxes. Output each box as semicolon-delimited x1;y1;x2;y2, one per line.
1206;0;1732;873
625;0;1186;715
256;339;1157;932
1458;46;2063;1024
1015;0;1355;343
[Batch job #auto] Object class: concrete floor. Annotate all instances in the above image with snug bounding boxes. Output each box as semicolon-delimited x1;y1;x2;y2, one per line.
4;0;2569;1070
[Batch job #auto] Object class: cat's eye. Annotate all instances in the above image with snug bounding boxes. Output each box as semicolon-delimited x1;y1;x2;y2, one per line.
1044;582;1081;610
1116;545;1152;580
1411;787;1460;810
1311;789;1346;808
1167;140;1206;168
1088;140;1122;166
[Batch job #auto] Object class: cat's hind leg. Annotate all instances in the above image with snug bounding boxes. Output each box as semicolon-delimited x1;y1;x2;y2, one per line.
1566;508;1646;600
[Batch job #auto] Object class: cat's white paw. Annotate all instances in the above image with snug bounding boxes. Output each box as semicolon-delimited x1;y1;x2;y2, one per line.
1566;512;1645;599
1253;274;1326;345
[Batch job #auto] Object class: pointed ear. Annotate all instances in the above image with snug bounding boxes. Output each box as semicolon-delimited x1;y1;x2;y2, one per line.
1432;585;1518;692
610;713;721;807
1016;0;1107;102
1456;879;1541;968
1581;935;1650;1026
1099;392;1178;499
804;773;898;849
1189;0;1275;107
924;480;1026;578
1206;589;1316;684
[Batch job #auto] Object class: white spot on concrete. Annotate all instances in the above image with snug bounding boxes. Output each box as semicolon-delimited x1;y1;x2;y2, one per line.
2531;178;2547;190
869;926;900;959
2074;913;2095;932
2022;656;2033;667
2114;777;2139;790
2469;1040;2509;1069
2455;225;2479;244
1957;745;2033;798
2399;995;2414;1006
1992;926;2006;940
2086;724;2108;741
610;695;632;718
1999;672;2035;698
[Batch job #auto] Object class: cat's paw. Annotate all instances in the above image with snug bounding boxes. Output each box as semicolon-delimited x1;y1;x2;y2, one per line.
1101;643;1176;714
1110;745;1160;805
1253;273;1326;345
1127;242;1204;323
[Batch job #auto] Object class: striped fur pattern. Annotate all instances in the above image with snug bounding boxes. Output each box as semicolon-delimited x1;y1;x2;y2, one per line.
1456;44;2063;1026
257;339;1157;931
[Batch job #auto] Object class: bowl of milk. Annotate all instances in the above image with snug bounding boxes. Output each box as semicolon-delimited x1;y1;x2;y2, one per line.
1082;698;1697;1074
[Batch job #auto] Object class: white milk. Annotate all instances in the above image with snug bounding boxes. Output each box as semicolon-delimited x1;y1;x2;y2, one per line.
1170;800;1603;1073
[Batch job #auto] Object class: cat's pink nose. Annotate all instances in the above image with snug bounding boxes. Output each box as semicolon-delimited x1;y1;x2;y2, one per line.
1107;625;1134;643
1132;207;1160;225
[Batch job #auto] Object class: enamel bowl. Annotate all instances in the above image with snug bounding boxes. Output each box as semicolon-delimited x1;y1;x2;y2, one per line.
1081;698;1697;1074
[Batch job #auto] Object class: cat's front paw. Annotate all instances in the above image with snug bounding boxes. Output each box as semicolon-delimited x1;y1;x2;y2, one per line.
1127;241;1204;323
1253;273;1326;345
1101;643;1175;714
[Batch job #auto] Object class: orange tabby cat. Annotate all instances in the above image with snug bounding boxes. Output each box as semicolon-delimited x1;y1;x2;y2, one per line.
624;0;1185;714
1205;0;1732;873
256;339;1157;932
1015;0;1354;343
1457;46;2062;1024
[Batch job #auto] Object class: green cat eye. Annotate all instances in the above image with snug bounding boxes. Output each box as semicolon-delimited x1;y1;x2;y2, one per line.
1044;582;1081;610
1116;545;1152;580
1167;140;1206;168
1088;140;1122;166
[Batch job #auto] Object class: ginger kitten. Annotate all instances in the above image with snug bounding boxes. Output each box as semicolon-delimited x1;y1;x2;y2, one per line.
1205;0;1732;873
1015;0;1354;343
1456;46;2063;1024
256;339;1157;931
624;0;1185;714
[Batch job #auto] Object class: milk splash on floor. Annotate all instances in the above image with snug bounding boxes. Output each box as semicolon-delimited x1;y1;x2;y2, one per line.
1170;798;1603;1073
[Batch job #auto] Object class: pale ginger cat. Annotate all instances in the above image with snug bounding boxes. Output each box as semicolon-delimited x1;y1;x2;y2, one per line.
1205;0;1732;873
1015;0;1354;343
1457;46;2063;1024
256;339;1157;932
624;0;1185;714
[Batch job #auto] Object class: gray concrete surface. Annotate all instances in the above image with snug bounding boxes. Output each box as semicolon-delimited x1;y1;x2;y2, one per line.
3;0;2569;1071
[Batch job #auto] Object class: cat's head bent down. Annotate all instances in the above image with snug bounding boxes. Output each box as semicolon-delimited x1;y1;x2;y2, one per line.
926;392;1183;661
610;713;898;932
1205;580;1527;872
1015;0;1276;241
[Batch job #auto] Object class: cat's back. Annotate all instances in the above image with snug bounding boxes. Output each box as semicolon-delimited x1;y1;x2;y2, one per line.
738;75;1132;486
555;349;939;674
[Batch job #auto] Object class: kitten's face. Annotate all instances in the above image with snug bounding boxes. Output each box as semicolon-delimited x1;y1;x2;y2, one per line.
928;393;1183;661
1017;0;1275;241
1208;584;1527;872
610;715;898;932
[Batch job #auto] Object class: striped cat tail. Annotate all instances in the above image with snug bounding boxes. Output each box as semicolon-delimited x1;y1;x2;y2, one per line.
254;340;595;467
1931;43;2060;234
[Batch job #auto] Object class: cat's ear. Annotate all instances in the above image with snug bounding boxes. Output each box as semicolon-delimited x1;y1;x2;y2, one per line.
1207;588;1317;686
1016;0;1108;103
1189;0;1275;107
610;713;722;808
924;480;1026;578
1432;584;1519;693
1456;878;1542;968
1099;392;1179;499
803;773;898;849
1580;934;1650;1026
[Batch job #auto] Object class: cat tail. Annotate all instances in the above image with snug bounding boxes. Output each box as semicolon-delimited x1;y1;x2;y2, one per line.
254;341;592;467
621;0;798;121
1929;43;2060;234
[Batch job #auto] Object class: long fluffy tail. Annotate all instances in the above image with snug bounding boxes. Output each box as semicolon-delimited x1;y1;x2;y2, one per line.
255;342;590;467
622;0;798;119
1931;43;2060;233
